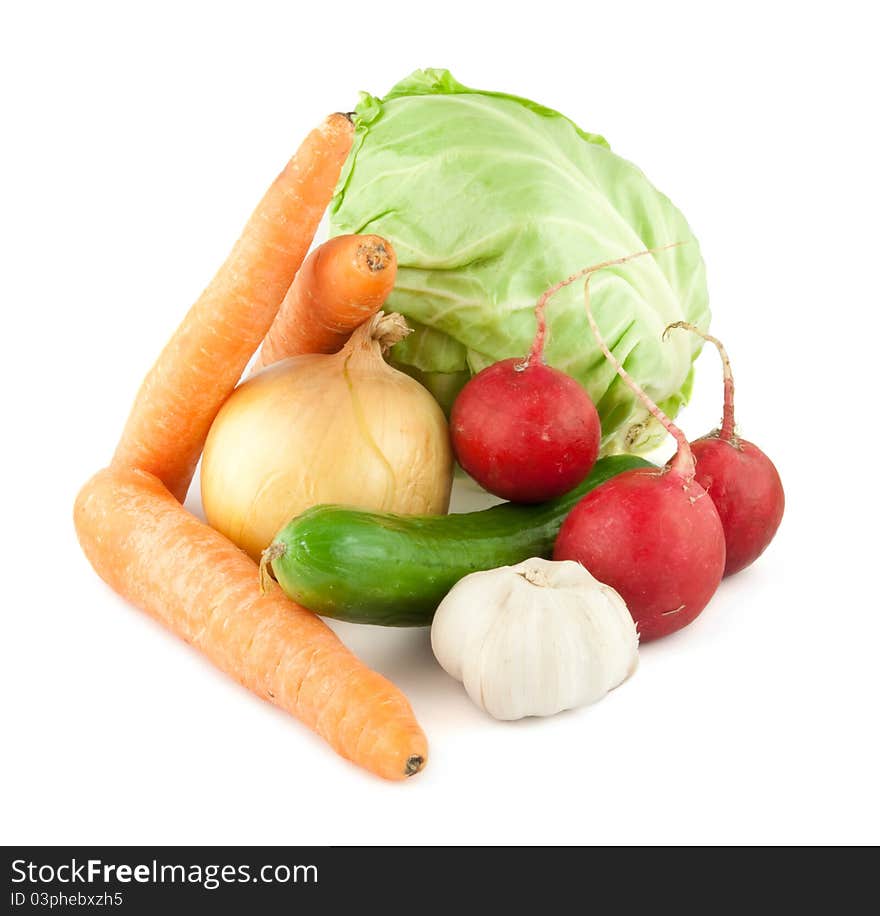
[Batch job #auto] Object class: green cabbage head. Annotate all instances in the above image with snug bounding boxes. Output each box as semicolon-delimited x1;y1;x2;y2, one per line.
330;69;709;453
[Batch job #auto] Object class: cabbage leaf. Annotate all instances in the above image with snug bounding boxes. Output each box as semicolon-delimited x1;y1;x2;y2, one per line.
330;69;709;452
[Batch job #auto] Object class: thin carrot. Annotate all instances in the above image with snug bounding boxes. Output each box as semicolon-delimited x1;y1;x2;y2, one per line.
252;234;398;371
112;113;355;501
74;465;428;781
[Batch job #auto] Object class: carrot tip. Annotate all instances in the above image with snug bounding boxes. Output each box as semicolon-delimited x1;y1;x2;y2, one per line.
357;239;392;273
405;755;425;777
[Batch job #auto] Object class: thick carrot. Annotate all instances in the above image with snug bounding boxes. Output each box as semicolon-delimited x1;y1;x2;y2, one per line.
113;113;354;501
252;234;397;371
74;466;428;781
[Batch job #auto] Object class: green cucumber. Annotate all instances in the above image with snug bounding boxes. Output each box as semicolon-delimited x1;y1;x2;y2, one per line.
267;454;651;626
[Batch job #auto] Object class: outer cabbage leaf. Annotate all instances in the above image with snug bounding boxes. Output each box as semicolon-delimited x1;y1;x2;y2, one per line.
330;69;709;452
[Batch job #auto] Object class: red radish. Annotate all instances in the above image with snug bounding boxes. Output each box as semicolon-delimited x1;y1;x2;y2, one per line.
451;360;599;502
663;322;784;576
554;275;726;641
450;249;667;503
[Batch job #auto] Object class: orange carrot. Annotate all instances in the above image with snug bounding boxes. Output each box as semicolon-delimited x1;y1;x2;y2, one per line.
252;233;397;371
112;113;354;501
74;466;428;781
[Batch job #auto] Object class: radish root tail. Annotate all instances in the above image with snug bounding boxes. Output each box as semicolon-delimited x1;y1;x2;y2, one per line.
664;320;736;441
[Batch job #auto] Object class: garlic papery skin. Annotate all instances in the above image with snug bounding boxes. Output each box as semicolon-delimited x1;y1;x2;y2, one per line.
430;557;638;720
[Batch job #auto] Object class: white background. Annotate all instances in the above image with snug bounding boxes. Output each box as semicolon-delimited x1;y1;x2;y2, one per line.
3;1;878;846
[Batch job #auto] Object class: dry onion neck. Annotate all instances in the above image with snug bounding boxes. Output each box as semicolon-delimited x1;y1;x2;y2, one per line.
345;311;412;356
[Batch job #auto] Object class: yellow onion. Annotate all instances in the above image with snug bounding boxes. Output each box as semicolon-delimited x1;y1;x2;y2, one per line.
201;312;453;559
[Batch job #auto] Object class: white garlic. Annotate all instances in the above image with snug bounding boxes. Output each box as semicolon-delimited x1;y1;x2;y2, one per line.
431;557;638;720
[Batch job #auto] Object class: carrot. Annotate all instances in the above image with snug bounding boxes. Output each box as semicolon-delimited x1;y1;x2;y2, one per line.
74;465;428;781
112;113;355;501
252;233;398;371
85;115;426;779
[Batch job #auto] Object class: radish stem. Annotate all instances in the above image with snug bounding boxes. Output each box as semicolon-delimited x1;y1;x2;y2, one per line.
584;278;695;479
521;243;685;369
664;321;735;441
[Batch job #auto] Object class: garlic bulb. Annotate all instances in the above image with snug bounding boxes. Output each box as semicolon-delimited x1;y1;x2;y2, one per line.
431;557;638;720
201;312;453;559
